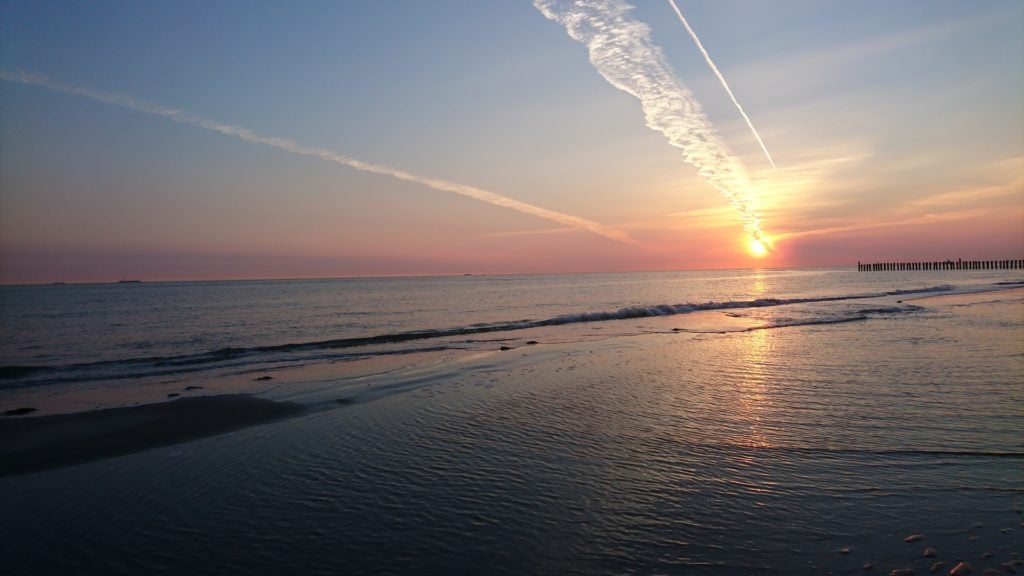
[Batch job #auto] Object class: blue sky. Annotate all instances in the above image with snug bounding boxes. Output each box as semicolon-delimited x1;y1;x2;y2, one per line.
1;1;1022;281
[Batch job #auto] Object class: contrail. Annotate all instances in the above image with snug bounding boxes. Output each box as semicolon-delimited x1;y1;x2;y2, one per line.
533;0;769;245
666;0;776;169
0;71;633;244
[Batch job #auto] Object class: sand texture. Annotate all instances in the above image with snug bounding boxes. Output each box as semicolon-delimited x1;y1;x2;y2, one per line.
0;394;302;477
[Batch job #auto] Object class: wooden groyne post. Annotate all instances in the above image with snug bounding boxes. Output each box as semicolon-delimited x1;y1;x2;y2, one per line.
858;259;1024;271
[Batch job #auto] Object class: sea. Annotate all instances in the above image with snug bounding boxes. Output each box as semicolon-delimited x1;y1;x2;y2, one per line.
1;268;1022;574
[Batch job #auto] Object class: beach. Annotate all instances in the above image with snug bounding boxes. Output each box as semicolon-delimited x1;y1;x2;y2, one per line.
0;395;302;477
3;0;1023;571
1;271;1022;574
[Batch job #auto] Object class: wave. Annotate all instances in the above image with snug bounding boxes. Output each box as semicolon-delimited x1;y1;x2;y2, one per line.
884;284;955;296
0;284;952;383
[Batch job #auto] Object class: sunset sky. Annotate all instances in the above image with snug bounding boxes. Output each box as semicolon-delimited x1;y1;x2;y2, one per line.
1;0;1022;282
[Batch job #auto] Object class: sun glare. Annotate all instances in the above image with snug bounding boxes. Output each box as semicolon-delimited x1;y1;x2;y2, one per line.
749;238;768;257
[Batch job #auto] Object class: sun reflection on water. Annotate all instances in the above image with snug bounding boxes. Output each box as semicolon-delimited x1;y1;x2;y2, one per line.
738;327;775;449
736;273;775;449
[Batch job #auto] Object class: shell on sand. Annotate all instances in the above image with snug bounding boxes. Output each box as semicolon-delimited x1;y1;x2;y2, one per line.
889;569;914;576
930;562;947;573
949;561;973;576
904;534;925;543
924;548;938;558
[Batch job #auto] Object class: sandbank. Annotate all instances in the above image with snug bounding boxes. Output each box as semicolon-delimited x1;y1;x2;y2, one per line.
0;394;302;477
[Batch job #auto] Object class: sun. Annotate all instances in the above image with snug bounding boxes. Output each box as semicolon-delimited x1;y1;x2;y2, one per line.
749;238;769;257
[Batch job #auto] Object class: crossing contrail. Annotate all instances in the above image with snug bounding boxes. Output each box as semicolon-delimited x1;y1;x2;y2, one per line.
666;0;776;169
0;71;634;244
533;0;769;246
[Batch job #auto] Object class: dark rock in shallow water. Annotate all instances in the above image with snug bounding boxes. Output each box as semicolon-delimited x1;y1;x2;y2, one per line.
526;340;539;345
335;398;354;405
167;393;180;398
254;376;273;381
184;385;203;391
499;346;512;351
3;407;37;416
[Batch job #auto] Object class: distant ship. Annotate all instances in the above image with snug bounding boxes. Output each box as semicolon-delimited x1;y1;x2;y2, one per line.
117;279;142;284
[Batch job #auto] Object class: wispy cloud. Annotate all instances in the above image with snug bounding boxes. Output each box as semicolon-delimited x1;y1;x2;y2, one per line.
665;0;775;169
774;174;1024;242
773;208;995;242
904;175;1024;210
730;15;985;98
1;71;634;244
533;0;768;244
474;227;576;240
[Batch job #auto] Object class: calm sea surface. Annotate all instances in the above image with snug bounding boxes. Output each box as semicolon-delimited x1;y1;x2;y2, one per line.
1;268;1022;574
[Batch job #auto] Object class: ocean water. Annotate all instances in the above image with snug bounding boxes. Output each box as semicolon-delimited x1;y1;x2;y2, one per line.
1;268;1022;574
0;268;1018;389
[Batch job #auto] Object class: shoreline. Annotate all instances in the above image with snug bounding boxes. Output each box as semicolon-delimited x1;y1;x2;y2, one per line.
1;282;1021;573
2;285;1020;478
908;285;1024;305
0;394;303;477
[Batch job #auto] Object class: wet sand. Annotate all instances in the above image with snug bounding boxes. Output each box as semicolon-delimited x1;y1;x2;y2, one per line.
909;285;1024;305
0;394;303;477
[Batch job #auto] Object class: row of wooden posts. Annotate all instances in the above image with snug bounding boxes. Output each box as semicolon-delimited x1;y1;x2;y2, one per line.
858;259;1024;271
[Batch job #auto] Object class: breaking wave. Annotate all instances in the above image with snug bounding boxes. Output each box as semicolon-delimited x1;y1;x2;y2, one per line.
0;284;958;387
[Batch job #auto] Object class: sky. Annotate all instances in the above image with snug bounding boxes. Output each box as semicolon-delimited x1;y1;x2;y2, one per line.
1;0;1022;283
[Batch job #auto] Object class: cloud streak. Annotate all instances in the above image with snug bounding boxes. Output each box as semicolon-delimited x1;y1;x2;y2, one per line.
773;175;1024;242
665;0;775;168
533;0;768;244
773;208;997;243
0;71;634;244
